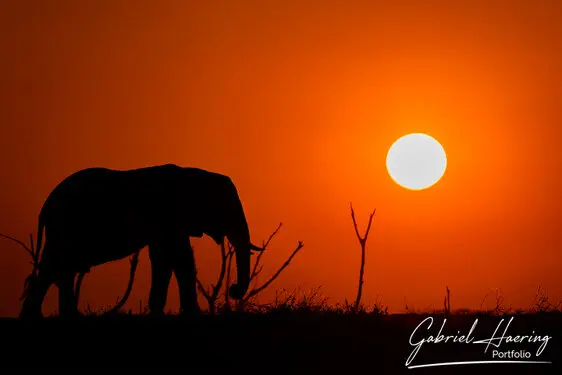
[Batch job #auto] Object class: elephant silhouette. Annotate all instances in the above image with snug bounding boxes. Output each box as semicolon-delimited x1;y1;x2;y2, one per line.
19;164;263;318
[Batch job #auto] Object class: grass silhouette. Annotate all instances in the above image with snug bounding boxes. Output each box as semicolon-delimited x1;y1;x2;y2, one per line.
0;295;560;372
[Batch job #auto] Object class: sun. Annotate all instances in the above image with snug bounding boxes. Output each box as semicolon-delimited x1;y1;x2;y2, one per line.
386;133;447;191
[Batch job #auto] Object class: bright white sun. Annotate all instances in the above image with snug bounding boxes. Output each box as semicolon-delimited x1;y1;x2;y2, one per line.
386;133;447;191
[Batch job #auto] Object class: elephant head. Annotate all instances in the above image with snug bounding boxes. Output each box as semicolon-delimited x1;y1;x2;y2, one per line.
200;173;264;300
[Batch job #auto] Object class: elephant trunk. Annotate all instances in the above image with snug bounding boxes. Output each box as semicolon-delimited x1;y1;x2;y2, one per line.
225;195;263;300
228;236;263;299
229;243;251;300
221;178;265;300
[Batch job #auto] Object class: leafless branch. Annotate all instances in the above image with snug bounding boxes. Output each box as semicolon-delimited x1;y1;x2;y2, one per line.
244;241;304;302
211;241;229;303
262;222;283;249
75;272;86;304
196;239;231;314
106;251;140;314
494;289;505;315
533;284;554;313
480;288;505;315
350;204;376;248
0;233;38;265
72;250;141;315
444;286;451;316
248;222;282;291
197;222;302;313
196;277;211;301
252;265;264;282
1;232;40;300
350;203;376;310
250;222;282;281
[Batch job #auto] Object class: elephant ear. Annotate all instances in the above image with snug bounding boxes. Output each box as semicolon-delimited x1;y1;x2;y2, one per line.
196;176;228;245
208;231;225;246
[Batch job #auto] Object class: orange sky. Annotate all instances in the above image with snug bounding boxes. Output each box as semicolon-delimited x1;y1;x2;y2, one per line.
1;0;561;317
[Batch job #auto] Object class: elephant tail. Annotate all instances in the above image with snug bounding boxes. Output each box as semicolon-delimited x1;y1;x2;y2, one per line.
20;212;45;301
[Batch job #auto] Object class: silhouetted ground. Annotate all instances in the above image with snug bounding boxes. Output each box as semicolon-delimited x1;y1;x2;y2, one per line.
0;311;561;373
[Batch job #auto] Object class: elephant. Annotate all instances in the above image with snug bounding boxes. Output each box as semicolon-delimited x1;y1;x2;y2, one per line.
19;164;263;318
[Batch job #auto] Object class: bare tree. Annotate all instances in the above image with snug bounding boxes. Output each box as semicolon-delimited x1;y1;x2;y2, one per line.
532;284;561;313
209;223;304;311
493;289;506;315
195;224;283;314
239;240;304;310
480;288;505;315
350;203;376;310
444;286;451;316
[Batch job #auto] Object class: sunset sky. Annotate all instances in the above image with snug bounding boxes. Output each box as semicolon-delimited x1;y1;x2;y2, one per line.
1;0;561;317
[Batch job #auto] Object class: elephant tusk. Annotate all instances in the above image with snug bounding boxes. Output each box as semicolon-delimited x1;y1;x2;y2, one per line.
250;243;265;251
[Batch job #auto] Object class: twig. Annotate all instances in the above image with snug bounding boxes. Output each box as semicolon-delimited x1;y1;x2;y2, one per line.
106;251;140;314
250;223;282;281
0;233;37;263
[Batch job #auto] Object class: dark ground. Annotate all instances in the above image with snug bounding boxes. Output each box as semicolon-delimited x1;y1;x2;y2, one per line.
0;311;560;374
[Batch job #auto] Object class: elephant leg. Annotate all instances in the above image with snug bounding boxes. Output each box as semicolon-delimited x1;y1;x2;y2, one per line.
148;244;173;316
57;272;80;317
19;270;54;319
172;241;200;316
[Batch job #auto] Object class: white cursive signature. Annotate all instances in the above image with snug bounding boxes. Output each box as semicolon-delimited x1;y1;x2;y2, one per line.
406;316;552;367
